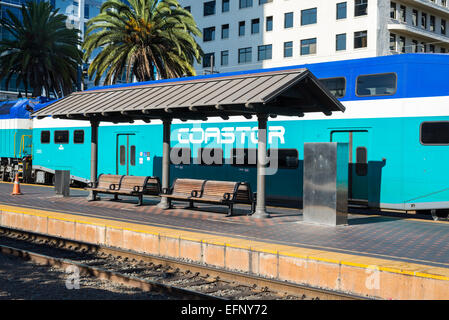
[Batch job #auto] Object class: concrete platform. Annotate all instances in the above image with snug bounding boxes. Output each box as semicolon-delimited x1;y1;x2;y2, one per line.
1;181;449;299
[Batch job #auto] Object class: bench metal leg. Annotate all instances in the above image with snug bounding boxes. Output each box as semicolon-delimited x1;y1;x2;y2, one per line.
110;194;120;201
186;200;195;209
136;195;143;206
226;204;234;217
248;201;256;216
88;191;98;201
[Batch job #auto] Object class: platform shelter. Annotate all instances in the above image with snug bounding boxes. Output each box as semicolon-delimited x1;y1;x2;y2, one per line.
32;68;345;218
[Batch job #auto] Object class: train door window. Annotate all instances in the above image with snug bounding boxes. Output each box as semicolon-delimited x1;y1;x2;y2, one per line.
73;130;84;144
421;121;449;145
268;149;299;169
319;77;346;98
130;145;136;166
41;131;50;144
120;145;126;165
54;130;69;144
170;148;191;165
355;147;368;176
198;148;223;166
231;148;257;167
356;73;397;96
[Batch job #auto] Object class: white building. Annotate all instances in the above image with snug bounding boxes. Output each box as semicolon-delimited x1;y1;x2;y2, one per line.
179;0;449;74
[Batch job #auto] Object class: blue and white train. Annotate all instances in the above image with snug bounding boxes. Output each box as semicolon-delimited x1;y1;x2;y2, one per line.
2;53;449;216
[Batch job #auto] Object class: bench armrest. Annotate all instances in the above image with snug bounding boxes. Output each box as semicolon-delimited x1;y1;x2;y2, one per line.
133;186;141;192
109;184;117;190
87;181;94;188
191;190;200;198
223;192;232;201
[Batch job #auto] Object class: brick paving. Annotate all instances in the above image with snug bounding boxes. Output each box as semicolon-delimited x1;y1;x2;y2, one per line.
1;182;449;269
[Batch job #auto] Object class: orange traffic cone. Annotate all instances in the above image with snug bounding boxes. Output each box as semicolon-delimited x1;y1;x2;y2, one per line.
11;173;22;195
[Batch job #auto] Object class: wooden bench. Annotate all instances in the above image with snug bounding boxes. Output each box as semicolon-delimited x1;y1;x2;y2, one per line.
191;180;255;216
161;178;255;216
86;174;161;206
160;178;206;208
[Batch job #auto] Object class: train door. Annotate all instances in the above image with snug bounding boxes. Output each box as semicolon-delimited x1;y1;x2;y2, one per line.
331;131;369;203
116;134;137;175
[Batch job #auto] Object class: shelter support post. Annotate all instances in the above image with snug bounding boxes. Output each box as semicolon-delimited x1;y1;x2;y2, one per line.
253;114;271;219
87;120;99;201
157;118;172;209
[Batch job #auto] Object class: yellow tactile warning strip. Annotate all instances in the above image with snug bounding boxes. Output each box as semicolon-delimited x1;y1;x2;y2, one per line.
1;204;449;283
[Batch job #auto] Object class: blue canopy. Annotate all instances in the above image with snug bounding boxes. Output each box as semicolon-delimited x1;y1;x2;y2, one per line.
0;97;53;119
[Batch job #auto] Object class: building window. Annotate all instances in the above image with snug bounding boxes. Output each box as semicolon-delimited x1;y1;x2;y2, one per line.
284;41;293;57
54;130;69;144
430;15;435;32
354;0;368;17
390;2;396;19
204;1;216;16
390;33;396;51
41;131;50;144
84;4;89;19
259;0;273;4
266;16;273;31
336;2;347;19
354;30;367;48
400;5;406;22
336;33;346;51
238;47;252;63
300;38;317;55
399;36;405;53
74;130;84;144
301;8;317;26
184;6;191;12
429;44;435;53
412;40;418;52
421;122;449;145
284;12;293;28
251;18;260;34
203;52;215;68
221;50;229;66
356;73;397;96
221;24;229;39
422;12;427;29
258;44;272;61
203;27;215;42
239;21;245;36
239;0;252;9
442;19;447;35
319;77;346;98
222;0;230;12
412;9;418;26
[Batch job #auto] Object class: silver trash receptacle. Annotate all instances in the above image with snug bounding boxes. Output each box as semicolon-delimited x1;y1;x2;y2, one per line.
55;170;70;197
303;142;348;226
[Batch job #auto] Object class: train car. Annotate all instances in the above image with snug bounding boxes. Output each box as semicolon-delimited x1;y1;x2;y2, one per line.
31;53;449;217
0;97;50;182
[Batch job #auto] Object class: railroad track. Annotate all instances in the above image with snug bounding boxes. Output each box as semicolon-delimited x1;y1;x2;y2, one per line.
0;226;366;300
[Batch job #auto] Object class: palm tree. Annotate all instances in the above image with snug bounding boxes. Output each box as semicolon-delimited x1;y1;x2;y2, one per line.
83;0;203;85
0;1;83;98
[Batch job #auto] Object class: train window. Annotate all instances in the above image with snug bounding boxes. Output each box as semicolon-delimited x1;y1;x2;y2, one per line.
355;147;368;176
130;145;136;166
319;77;346;98
421;122;449;145
41;131;50;144
170;148;191;165
197;148;223;166
231;148;257;167
54;130;69;144
73;130;84;144
356;73;397;96
268;149;299;169
120;145;126;165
